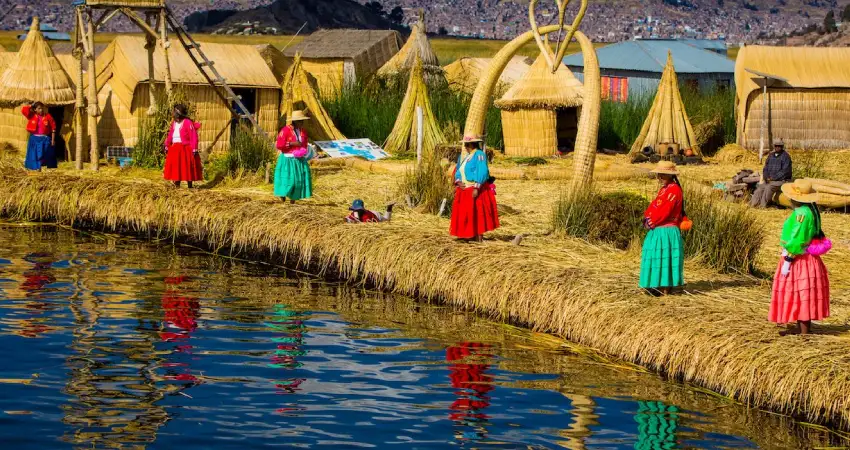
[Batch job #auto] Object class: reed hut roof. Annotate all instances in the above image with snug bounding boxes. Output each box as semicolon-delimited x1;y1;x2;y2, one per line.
495;53;583;111
0;18;75;105
383;56;446;155
377;14;441;78
281;53;346;142
96;36;279;108
629;52;700;157
444;56;532;94
284;29;402;61
255;44;290;85
734;45;850;123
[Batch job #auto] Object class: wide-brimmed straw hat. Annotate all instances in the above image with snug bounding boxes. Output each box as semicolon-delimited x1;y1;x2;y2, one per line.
460;134;485;144
290;110;310;121
781;179;819;204
650;160;679;175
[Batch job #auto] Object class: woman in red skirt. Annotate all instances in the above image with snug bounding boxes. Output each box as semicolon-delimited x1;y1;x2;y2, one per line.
163;104;203;188
450;135;499;242
769;180;831;335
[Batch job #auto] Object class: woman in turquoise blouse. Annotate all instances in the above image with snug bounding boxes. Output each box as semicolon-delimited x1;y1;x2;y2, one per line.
449;135;500;241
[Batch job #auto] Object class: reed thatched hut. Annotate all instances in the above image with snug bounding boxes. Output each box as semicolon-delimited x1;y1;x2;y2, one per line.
629;53;700;158
494;55;583;157
444;56;532;95
0;18;78;160
284;29;402;96
281;54;345;142
93;36;281;153
376;12;443;84
735;45;850;151
383;57;445;155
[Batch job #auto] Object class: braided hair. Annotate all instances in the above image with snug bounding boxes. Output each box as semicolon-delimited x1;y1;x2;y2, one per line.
672;174;687;219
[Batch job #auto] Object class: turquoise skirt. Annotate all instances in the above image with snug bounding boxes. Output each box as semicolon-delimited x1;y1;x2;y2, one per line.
639;226;684;289
273;155;312;200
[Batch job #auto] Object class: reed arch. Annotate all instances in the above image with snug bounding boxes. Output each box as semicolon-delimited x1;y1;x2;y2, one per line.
463;25;601;189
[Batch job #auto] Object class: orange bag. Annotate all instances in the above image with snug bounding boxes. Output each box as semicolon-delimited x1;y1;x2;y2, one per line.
679;216;693;232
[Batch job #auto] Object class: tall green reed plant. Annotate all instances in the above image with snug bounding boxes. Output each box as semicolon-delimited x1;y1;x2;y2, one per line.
134;89;193;169
399;147;455;214
209;124;276;177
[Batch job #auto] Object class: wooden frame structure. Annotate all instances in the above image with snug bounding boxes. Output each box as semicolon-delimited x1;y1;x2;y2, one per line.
72;0;264;171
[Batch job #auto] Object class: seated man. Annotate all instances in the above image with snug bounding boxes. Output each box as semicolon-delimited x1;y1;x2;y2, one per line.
750;139;792;208
345;199;394;223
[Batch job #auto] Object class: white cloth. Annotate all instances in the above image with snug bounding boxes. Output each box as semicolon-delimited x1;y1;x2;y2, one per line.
172;121;183;144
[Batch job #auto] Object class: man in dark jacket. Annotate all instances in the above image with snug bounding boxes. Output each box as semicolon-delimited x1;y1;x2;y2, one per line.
750;139;793;208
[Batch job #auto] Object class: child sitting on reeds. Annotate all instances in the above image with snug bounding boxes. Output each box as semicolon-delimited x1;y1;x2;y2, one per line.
345;199;395;223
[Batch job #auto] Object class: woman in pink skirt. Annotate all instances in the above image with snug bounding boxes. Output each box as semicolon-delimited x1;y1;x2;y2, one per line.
769;180;831;335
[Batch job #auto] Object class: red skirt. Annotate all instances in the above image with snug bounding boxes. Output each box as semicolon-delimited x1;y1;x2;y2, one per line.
769;254;830;324
450;184;500;239
163;143;203;182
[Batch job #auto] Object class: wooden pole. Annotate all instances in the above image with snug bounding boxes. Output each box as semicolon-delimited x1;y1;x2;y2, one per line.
759;80;767;162
159;8;173;96
84;8;100;171
74;8;85;170
145;12;157;115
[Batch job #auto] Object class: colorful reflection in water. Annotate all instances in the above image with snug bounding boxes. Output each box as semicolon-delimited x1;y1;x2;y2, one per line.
0;224;840;449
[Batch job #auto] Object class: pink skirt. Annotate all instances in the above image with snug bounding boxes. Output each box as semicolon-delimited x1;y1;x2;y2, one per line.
769;253;830;324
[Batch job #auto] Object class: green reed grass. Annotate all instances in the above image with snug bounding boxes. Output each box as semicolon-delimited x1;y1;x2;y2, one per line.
398;148;455;215
791;149;828;180
552;190;648;250
134;89;193;169
208;125;276;177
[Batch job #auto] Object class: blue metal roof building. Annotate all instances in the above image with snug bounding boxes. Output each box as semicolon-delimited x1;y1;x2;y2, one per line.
563;39;735;101
18;23;70;42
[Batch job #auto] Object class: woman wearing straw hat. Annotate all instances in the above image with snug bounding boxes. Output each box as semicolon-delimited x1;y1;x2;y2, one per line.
769;180;831;335
22;102;58;171
163;104;203;188
274;110;313;203
450;135;499;242
640;161;688;295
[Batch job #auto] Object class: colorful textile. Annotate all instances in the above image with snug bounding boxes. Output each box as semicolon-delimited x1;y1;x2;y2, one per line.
346;210;384;223
769;254;830;323
454;149;489;187
24;135;56;170
644;183;683;228
780;206;819;256
450;184;499;239
276;125;309;157
639;226;684;289
273;154;312;200
163;143;203;182
165;119;200;152
22;105;56;136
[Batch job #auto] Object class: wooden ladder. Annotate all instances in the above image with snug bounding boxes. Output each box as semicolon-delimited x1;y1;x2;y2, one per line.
163;5;267;139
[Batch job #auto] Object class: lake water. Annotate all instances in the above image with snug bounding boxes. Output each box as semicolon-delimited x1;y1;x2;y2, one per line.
0;223;836;449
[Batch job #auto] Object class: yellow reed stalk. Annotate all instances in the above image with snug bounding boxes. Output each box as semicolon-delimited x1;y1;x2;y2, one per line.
281;54;346;142
383;56;446;156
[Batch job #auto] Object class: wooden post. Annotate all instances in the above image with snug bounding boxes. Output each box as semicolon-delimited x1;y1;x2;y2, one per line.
145;12;157;115
758;80;767;163
74;8;85;170
159;8;173;96
84;9;100;171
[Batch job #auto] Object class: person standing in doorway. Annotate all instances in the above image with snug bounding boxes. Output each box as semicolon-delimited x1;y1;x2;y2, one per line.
163;104;203;188
750;139;792;208
274;110;313;204
22;102;57;171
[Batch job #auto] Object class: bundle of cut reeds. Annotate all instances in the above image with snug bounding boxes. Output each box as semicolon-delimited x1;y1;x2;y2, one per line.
383;57;447;156
281;54;346;142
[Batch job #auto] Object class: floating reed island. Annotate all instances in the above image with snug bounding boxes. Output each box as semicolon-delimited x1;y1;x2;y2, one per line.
2;165;850;433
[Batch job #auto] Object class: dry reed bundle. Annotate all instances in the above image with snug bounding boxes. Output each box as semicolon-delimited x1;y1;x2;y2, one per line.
712;144;758;165
382;57;446;156
281;54;346;142
4;171;850;432
629;52;699;158
377;13;444;84
0;18;74;106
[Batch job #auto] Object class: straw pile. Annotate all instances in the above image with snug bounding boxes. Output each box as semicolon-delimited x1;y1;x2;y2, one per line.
281;54;346;142
4;168;850;432
629;52;700;159
0;17;74;105
443;56;532;95
377;12;443;84
383;57;446;156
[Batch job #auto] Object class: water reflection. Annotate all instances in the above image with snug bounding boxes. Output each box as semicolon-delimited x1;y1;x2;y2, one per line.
0;224;840;449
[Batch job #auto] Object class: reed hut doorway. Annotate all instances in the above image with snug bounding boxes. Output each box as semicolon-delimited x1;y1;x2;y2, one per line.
48;106;68;162
556;107;579;153
231;88;258;139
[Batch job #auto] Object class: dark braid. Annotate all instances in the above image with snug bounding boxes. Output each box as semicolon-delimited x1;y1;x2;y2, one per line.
806;203;825;239
672;175;687;218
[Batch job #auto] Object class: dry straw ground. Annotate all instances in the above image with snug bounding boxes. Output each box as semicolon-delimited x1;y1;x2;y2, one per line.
2;151;850;432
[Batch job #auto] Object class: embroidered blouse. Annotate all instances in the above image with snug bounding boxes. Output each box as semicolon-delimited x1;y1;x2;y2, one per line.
454;149;490;188
21;105;56;136
644;183;684;228
276;125;309;158
780;206;819;256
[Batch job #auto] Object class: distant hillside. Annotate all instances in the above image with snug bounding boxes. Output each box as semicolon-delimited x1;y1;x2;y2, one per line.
183;0;398;35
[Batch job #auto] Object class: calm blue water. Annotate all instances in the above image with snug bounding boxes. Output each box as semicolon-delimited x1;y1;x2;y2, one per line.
0;224;827;449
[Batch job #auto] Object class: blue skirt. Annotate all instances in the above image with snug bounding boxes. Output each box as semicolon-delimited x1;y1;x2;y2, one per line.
24;135;57;170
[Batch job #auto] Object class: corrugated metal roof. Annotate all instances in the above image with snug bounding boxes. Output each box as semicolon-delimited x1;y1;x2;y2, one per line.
564;40;734;74
682;39;727;52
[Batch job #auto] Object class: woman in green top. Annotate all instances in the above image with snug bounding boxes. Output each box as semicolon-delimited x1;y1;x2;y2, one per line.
769;179;830;335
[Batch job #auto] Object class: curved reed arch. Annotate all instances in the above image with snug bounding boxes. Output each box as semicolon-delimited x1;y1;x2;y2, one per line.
463;25;601;189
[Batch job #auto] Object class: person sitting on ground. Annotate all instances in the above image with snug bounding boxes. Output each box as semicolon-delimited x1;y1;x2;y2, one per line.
769;179;830;336
750;139;792;208
345;199;394;223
